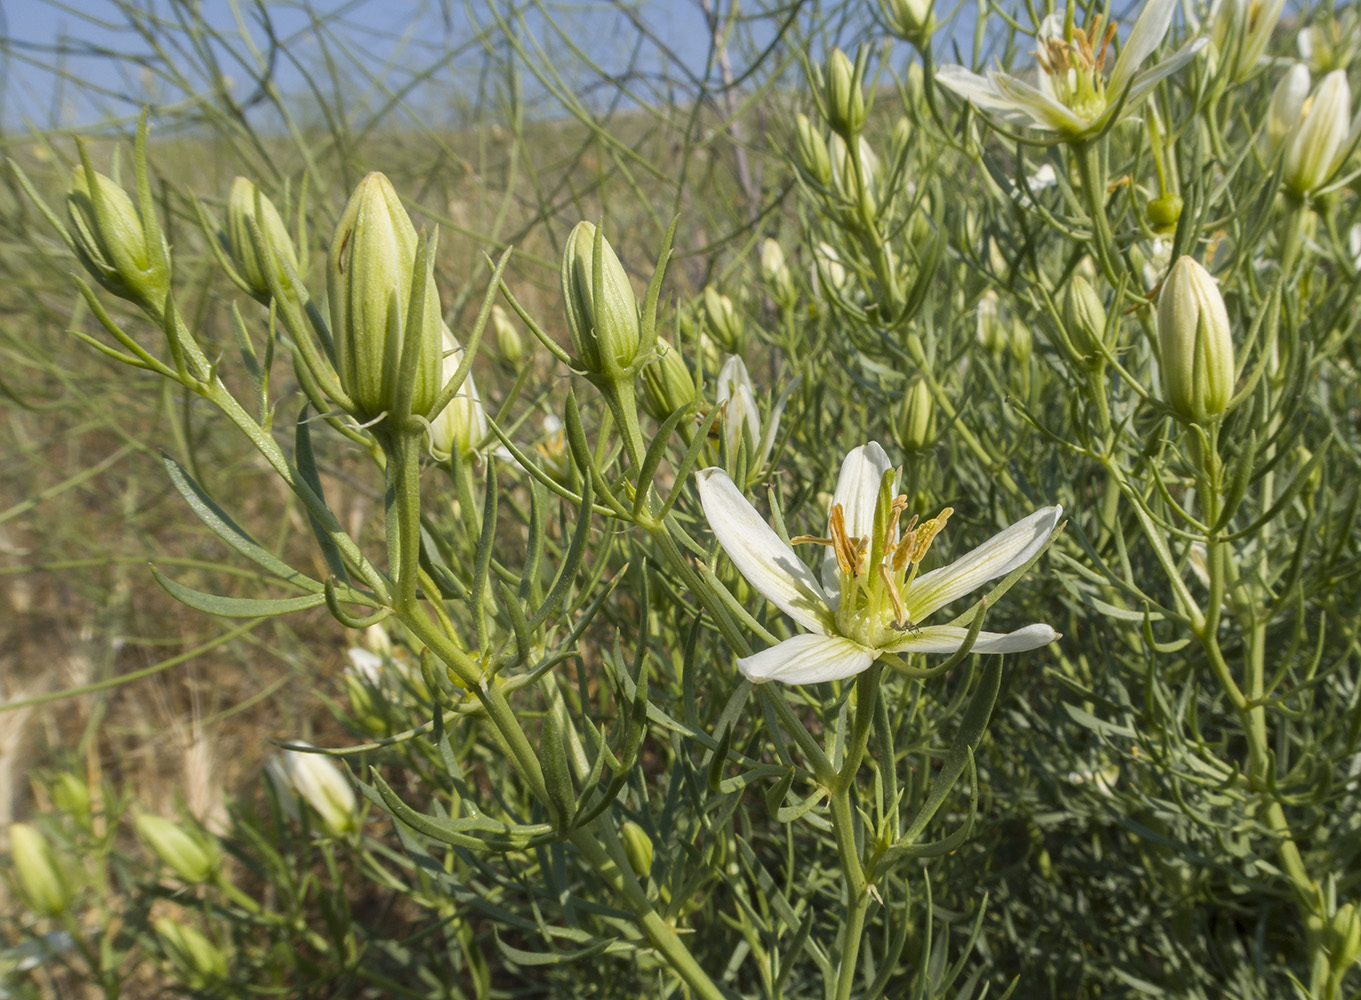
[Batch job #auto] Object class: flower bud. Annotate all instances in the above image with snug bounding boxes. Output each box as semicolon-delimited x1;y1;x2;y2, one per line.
136;814;219;884
899;379;936;453
759;239;797;308
561;221;641;381
1328;903;1361;974
794;114;834;187
1063;274;1108;365
8;823;76;917
1157;257;1235;423
266;743;360;838
881;0;936;48
823;49;866;138
1009;318;1033;364
1262;64;1311;159
155;919;228;990
224;177;302;303
830;133;881;212
813;241;848;292
703;287;744;353
640;340;696;421
328;172;443;423
66;164;169;310
976;290;1004;354
620;821;654;879
50;773;92;831
430;327;489;461
491;304;524;368
1282;69;1355;198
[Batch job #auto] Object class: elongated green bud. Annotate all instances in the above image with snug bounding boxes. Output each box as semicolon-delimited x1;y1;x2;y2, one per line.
620;821;654;878
136;814;219;884
759;239;797;308
640;339;696;421
225;177;301;303
8;823;76;917
1063;274;1108;365
1282;69;1354;198
561;221;641;382
823;48;866;138
703;288;744;354
881;0;936;48
66;165;169;310
794;114;833;187
155;919;229;989
491;304;524;367
1157;256;1235;423
328;172;443;423
899;378;936;453
1329;903;1361;975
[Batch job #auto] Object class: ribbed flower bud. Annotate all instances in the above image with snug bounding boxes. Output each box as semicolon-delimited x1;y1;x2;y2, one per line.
759;239;797;308
491;304;524;368
881;0;936;48
823;49;866;138
830;133;881;213
50;773;92;832
1063;274;1108;365
1282;69;1356;198
8;823;76;917
620;821;654;879
1157;257;1235;423
561;221;641;381
328;172;443;424
899;378;936;453
1328;903;1361;975
976;290;1004;354
430;327;488;461
267;744;360;838
703;288;744;353
1263;64;1312;158
224;177;301;303
136;814;220;884
814;241;848;292
66;165;169;310
155;919;228;990
640;340;696;421
794;114;833;187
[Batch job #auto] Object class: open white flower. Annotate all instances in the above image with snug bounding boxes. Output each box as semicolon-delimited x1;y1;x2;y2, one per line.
714;355;796;473
697;442;1061;684
936;0;1205;138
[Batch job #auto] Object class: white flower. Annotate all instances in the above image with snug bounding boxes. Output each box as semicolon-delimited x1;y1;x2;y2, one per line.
714;355;795;473
266;743;359;837
696;442;1061;684
936;0;1205;138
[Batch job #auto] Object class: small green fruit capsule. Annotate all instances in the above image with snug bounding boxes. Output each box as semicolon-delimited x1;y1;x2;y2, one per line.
225;177;302;303
491;304;524;368
703;287;744;353
155;919;229;990
1157;256;1235;423
1147;193;1183;231
824;48;866;138
794;114;834;187
1063;274;1108;365
136;814;219;884
899;379;936;453
66;165;169;310
328;172;443;423
561;221;641;381
620;821;655;879
8;823;76;917
640;339;696;421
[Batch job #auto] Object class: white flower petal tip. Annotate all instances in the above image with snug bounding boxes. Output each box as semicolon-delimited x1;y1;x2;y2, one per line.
738;633;875;685
888;623;1061;655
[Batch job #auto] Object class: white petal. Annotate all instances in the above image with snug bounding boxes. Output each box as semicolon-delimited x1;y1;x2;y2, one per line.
935;65;1017;115
1123;39;1209;106
738;633;875;685
905;505;1062;620
696;467;835;635
1109;0;1177;95
990;72;1091;133
823;441;892;593
886;623;1060;655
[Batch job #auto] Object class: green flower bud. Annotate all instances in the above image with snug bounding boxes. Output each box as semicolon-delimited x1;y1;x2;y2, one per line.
8;823;76;917
1157;256;1235;423
50;773;92;831
1009;318;1033;364
813;241;848;293
899;378;936;453
881;0;936;48
1329;902;1361;974
703;287;744;353
794;114;833;187
224;177;302;303
1063;274;1108;365
136;814;219;884
620;821;654;879
1262;64;1311;159
66;164;169;310
830;133;881;213
491;304;524;368
640;340;696;421
976;290;1004;354
759;239;797;309
430;327;488;461
823;49;866;138
1283;69;1354;198
328;172;443;423
155;918;228;990
561;221;641;381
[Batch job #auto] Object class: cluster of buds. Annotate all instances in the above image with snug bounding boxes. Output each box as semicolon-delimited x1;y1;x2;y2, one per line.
1157;256;1235;424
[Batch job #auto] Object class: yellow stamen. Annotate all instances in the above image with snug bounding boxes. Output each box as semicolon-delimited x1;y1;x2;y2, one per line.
878;562;910;627
909;506;954;565
827;504;864;577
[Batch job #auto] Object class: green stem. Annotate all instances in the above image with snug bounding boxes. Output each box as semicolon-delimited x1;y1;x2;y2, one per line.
1073;141;1124;289
383;429;425;613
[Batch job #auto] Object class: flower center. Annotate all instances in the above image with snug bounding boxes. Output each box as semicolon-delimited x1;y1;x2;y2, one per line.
1037;16;1117;121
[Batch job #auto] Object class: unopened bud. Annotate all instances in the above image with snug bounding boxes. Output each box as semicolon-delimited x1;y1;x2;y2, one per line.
328;173;443;423
794;114;833;187
899;379;936;453
1329;902;1361;974
1063;274;1108;365
976;290;1004;354
267;744;360;838
703;288;744;353
224;177;301;303
1262;64;1311;159
1282;69;1355;198
491;304;524;367
50;773;92;831
8;823;76;917
1009;318;1033;363
561;221;641;381
814;241;848;292
640;340;696;421
831;133;881;212
620;821;654;879
136;814;219;884
155;919;228;990
823;49;866;138
66;164;169;310
881;0;936;48
430;327;488;461
1157;256;1235;423
759;239;797;308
